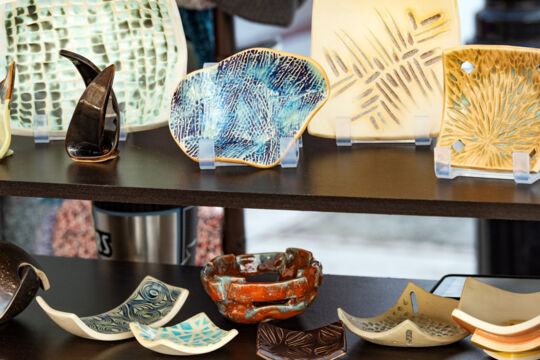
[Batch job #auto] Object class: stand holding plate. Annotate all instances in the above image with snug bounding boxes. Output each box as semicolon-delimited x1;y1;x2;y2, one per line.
33;114;127;144
434;147;540;184
197;136;301;170
334;115;432;147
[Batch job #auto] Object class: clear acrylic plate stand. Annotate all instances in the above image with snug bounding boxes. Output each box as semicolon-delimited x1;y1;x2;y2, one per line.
198;137;300;170
335;115;432;147
434;147;540;184
32;113;128;144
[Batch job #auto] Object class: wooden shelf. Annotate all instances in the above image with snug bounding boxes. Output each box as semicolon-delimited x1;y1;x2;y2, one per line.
1;127;539;220
0;256;485;360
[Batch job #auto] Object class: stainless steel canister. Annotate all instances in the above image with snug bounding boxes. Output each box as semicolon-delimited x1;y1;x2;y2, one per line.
92;203;198;265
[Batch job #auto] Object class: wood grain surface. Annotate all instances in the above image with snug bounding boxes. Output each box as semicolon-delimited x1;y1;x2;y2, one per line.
0;127;539;220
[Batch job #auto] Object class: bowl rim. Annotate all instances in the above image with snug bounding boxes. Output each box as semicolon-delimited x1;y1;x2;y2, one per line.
201;248;322;303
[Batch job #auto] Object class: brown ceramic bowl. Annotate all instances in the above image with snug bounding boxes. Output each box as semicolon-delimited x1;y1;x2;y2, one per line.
201;248;322;324
0;242;50;324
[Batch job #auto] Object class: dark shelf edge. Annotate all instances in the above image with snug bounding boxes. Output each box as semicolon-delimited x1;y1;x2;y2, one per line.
1;181;538;220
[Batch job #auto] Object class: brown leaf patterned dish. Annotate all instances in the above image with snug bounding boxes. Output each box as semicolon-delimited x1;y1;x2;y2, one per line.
256;321;347;360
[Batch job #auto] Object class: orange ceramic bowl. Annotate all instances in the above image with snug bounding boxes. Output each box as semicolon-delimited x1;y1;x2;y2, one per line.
201;248;322;324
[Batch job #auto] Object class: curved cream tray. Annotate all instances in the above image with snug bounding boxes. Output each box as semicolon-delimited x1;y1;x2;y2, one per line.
37;276;189;341
130;312;238;356
452;277;540;353
484;348;540;360
338;282;468;347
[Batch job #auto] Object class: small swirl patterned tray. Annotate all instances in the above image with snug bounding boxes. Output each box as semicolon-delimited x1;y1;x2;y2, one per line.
36;276;189;341
338;282;468;347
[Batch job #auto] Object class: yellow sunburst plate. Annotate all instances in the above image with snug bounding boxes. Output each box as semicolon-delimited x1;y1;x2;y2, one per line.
438;45;540;173
309;0;461;141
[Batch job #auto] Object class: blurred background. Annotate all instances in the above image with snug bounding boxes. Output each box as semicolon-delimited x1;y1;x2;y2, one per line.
3;0;539;280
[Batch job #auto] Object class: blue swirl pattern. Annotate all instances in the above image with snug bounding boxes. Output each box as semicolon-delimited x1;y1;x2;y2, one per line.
169;48;329;168
81;278;181;334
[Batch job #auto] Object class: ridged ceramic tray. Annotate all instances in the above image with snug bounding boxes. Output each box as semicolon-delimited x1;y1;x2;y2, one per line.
37;276;189;341
438;45;540;173
130;312;238;355
309;0;460;140
452;277;540;353
169;48;329;168
257;321;347;360
338;282;468;347
0;0;187;135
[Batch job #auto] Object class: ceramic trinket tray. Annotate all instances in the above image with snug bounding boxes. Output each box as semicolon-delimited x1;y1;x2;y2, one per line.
438;45;540;173
130;312;238;356
0;242;50;324
451;277;540;353
309;0;460;140
338;282;468;347
61;51;120;163
37;276;189;341
484;348;540;360
201;248;323;323
169;48;329;168
0;0;187;135
257;321;347;360
0;62;15;159
472;330;540;354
